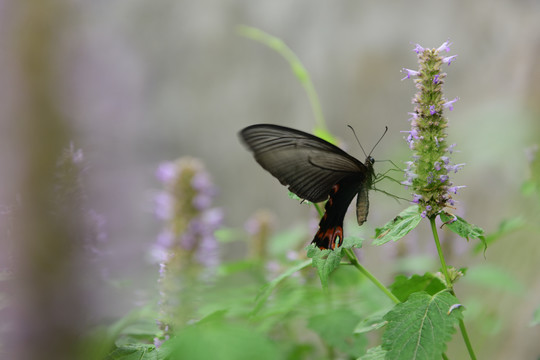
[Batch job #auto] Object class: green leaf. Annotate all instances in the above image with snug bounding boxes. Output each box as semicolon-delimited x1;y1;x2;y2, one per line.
308;309;366;357
373;206;422;245
342;235;365;249
306;237;363;288
382;291;463;360
358;346;387;360
251;259;311;316
474;217;525;253
530;304;540;327
440;212;487;252
307;245;343;289
106;344;157;360
389;273;446;302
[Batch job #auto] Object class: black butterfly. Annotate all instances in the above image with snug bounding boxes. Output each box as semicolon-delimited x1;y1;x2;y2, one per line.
239;124;376;250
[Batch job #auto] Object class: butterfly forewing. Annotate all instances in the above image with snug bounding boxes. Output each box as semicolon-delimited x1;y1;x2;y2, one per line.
240;124;367;203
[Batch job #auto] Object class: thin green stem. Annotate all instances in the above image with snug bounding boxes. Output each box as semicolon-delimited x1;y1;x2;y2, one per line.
344;248;400;304
237;25;326;131
429;217;477;360
458;318;477;360
429;216;452;287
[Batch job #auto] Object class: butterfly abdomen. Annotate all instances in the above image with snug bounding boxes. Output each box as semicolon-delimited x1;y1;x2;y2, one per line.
312;177;362;250
356;185;369;226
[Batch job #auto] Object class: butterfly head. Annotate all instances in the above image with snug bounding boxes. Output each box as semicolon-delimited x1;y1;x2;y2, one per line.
366;156;375;166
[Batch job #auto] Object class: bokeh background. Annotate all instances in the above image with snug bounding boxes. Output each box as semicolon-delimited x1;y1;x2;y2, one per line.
1;0;539;359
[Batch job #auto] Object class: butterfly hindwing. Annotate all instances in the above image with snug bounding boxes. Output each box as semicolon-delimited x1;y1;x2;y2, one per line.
313;176;363;249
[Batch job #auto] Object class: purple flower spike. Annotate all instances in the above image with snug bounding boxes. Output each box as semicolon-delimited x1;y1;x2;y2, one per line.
436;40;452;53
448;185;466;194
443;97;459;111
401;68;420;81
413;44;425;54
443;55;458;66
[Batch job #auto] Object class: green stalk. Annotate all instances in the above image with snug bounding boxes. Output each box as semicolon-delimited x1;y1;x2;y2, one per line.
429;217;477;360
237;25;326;131
344;248;400;304
429;216;452;287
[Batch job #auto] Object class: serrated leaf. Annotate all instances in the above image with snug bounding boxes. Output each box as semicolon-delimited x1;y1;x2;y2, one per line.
308;309;366;357
440;212;487;252
382;291;463;360
251;259;311;316
306;237;364;288
389;273;446;302
342;236;364;249
307;245;343;288
373;206;422;245
357;346;386;360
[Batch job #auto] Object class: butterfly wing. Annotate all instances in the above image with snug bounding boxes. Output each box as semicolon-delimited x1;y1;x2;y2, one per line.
239;124;367;203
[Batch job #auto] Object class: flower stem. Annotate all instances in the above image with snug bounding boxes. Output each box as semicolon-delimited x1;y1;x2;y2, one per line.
458;318;477;360
429;216;477;360
344;249;400;304
429;216;451;288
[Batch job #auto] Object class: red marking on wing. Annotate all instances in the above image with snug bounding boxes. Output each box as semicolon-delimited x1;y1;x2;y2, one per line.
313;225;343;250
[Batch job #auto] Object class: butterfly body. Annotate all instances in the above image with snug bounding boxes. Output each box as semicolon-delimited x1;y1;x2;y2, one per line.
240;124;375;250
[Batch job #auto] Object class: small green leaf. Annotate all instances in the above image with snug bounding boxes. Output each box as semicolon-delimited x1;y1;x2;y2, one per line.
373;206;422;245
530;304;540;327
306;237;363;288
308;309;366;357
251;259;312;316
307;245;343;288
440;212;485;244
342;236;364;249
389;273;446;302
382;291;463;360
358;346;387;360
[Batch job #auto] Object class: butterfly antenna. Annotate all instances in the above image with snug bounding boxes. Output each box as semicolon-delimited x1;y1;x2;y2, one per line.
347;125;368;158
368;126;388;158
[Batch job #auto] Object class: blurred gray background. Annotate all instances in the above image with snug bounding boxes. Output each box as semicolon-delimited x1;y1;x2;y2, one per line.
1;1;540;359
